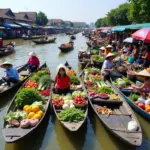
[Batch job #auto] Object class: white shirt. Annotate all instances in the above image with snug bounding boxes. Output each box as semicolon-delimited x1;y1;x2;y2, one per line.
101;60;114;74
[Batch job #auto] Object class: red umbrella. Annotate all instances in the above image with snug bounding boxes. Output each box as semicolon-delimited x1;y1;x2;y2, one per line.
132;27;150;43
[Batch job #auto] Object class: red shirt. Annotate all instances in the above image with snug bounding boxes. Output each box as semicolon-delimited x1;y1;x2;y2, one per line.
27;56;40;67
55;75;70;89
0;40;3;47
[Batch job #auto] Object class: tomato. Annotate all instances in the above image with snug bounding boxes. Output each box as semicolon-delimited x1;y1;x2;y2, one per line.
138;102;145;110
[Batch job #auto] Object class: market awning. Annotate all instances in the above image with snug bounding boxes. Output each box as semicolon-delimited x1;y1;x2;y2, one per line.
3;23;21;28
15;22;32;28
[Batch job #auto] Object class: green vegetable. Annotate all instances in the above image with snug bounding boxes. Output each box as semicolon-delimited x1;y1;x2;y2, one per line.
3;111;27;123
30;69;49;82
63;94;72;100
15;88;44;108
130;93;140;102
90;49;99;55
38;75;53;90
31;101;44;111
69;75;80;85
93;55;105;63
72;91;86;98
85;68;100;74
123;78;131;85
58;108;85;122
98;86;114;94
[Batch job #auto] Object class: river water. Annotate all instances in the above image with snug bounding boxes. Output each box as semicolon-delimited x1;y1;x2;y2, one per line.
0;34;149;150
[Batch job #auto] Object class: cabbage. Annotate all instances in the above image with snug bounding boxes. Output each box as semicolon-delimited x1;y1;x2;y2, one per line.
62;104;70;110
116;78;126;87
63;94;72;101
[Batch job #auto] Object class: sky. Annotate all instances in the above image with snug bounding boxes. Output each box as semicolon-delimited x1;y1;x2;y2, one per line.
1;0;127;23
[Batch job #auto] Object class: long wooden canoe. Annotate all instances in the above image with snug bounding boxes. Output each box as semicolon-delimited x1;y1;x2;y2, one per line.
2;63;51;143
81;72;142;146
33;38;56;45
52;62;88;131
110;73;150;120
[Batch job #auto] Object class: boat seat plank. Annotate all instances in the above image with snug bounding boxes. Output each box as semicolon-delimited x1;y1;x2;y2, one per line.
99;114;127;130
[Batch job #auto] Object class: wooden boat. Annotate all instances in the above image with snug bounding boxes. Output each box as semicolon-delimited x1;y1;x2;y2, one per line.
0;63;47;98
0;42;15;57
2;63;51;143
52;62;88;131
70;35;76;40
110;73;150;120
59;42;74;52
33;38;56;45
23;36;43;40
81;72;142;146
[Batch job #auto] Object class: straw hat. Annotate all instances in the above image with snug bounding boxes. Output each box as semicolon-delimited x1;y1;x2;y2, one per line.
99;46;106;51
0;61;12;67
56;64;68;75
106;45;112;48
29;51;37;57
136;69;150;77
105;53;116;59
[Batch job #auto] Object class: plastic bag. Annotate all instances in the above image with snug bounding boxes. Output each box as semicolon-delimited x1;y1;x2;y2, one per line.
128;121;138;131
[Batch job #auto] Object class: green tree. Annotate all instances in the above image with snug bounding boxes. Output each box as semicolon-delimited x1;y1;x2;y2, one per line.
128;0;150;23
107;3;131;26
36;11;48;26
95;17;108;28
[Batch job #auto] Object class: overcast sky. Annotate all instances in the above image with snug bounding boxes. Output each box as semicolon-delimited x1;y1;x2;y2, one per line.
1;0;127;23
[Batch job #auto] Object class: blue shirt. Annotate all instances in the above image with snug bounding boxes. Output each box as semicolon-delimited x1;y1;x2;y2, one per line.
6;67;19;80
101;60;114;74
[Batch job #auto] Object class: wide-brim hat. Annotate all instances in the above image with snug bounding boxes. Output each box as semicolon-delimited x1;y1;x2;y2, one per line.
105;53;116;59
56;64;69;75
29;51;37;57
0;61;12;67
136;69;150;77
106;45;112;48
99;46;106;51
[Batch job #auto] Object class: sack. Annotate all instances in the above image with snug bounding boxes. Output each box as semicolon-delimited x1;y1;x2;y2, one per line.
145;99;150;105
128;121;138;131
137;97;145;104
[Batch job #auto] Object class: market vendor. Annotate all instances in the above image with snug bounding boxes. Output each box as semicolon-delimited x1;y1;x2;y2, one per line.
99;46;106;57
27;51;40;73
0;62;19;86
142;45;150;68
132;70;150;97
105;45;112;56
0;38;3;48
101;53;116;79
54;64;71;95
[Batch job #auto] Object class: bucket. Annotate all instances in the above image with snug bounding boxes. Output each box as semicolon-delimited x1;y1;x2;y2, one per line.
128;57;135;64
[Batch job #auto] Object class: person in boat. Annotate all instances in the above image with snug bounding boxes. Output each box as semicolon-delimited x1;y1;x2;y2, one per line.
0;38;3;48
27;51;40;73
132;70;150;97
142;45;150;68
101;53;116;79
105;45;112;56
54;64;71;95
99;46;106;57
0;62;19;86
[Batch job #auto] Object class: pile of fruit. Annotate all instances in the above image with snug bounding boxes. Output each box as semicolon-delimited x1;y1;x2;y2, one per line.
4;69;52;128
74;96;87;105
52;98;64;109
67;69;76;76
96;106;113;115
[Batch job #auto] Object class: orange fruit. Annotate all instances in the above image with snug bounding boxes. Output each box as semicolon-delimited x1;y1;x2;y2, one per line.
28;112;36;119
23;105;30;111
37;110;44;117
25;106;32;114
33;114;42;120
31;105;40;113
